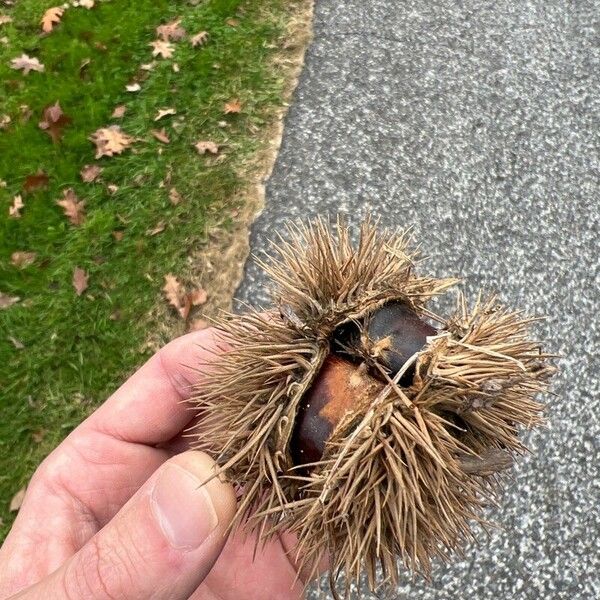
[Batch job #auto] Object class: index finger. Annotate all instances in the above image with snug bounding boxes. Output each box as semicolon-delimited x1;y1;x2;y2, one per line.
85;327;229;446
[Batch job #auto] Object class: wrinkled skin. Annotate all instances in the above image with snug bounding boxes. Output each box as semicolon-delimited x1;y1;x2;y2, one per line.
0;329;317;600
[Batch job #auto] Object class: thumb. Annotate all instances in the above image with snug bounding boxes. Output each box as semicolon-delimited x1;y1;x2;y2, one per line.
15;451;236;600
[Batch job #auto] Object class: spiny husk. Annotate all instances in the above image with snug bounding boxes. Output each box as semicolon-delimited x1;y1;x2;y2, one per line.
191;218;554;599
258;217;458;335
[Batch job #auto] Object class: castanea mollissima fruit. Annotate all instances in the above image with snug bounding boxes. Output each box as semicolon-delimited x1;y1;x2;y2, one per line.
192;218;555;598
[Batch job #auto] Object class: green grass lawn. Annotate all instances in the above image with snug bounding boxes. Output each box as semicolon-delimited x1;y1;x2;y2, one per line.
0;0;307;537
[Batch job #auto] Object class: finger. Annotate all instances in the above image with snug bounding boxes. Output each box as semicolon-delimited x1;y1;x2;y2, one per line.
13;451;236;600
86;327;229;445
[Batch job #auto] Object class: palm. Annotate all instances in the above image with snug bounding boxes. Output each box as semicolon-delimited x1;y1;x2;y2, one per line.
0;330;305;600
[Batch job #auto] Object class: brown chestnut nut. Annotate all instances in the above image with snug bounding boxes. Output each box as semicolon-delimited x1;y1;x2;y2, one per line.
291;355;384;466
365;302;437;385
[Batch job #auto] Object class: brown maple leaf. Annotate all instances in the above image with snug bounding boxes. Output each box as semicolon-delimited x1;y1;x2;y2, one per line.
223;99;242;114
80;164;102;182
163;274;190;319
0;292;20;309
41;7;64;33
151;128;170;144
89;126;134;159
156;19;186;41
194;140;219;155
150;40;174;59
9;194;24;218
23;171;49;193
111;105;127;118
190;31;209;47
72;267;89;296
11;251;37;268
10;54;44;75
56;188;85;225
168;187;182;205
38;101;72;143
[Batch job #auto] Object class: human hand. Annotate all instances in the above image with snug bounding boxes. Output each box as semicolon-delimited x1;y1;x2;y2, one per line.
0;329;308;600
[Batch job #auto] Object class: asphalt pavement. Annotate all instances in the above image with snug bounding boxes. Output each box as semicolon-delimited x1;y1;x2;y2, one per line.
235;1;600;598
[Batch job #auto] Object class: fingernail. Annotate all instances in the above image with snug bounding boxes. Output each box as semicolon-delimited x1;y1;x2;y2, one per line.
151;464;219;550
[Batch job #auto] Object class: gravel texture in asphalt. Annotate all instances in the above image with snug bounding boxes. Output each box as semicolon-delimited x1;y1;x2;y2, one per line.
236;1;599;598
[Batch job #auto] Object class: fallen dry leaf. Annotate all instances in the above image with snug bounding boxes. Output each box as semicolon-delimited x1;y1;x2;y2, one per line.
107;183;119;194
79;57;91;77
10;54;44;75
163;273;190;319
226;18;240;27
9;486;26;512
188;318;209;331
0;292;20;309
112;230;124;241
77;0;95;9
72;267;88;296
20;104;33;122
0;15;13;27
38;101;72;143
194;140;219;155
9;194;24;218
147;220;166;236
172;62;180;73
154;108;176;121
111;105;127;118
23;171;49;193
189;288;208;306
190;31;209;47
156;18;186;41
90;126;134;158
150;39;174;59
80;164;102;182
11;251;37;268
151;128;170;144
41;7;64;33
140;62;156;71
0;114;10;129
168;187;182;205
109;309;122;320
223;99;242;114
162;275;208;320
56;188;85;225
32;428;47;443
126;82;141;92
9;336;24;350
